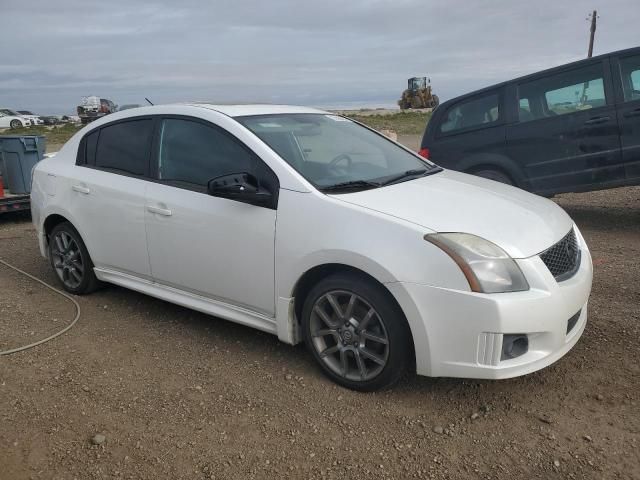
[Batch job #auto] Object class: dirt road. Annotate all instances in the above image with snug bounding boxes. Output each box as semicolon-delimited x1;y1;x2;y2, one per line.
1;186;639;479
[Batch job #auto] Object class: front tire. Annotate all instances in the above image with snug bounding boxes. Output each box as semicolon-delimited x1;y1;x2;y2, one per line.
10;119;22;129
48;222;100;294
302;272;411;391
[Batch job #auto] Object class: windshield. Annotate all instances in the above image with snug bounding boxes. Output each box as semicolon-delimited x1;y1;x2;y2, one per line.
1;109;20;116
237;113;439;191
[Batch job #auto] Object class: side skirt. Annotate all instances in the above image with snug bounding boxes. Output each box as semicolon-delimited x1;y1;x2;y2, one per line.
94;268;278;335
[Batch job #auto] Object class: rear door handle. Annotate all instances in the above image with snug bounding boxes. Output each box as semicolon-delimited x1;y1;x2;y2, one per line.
584;116;610;125
72;185;90;194
147;205;172;216
623;109;640;118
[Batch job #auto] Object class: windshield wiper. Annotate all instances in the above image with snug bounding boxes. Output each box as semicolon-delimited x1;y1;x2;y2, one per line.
320;179;381;192
379;168;437;186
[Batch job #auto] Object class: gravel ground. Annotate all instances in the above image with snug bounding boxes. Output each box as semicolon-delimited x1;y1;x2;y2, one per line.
0;185;639;480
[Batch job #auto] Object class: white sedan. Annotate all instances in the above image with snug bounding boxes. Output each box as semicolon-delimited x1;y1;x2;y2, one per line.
30;104;592;391
0;110;31;129
17;111;45;125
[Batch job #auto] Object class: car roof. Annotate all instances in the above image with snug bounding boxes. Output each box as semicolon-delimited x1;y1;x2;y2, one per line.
437;45;640;108
185;103;329;117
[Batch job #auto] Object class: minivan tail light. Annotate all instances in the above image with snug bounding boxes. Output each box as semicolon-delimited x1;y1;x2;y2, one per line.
418;147;430;159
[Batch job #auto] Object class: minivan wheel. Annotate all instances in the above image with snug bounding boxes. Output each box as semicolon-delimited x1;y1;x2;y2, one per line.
302;273;411;391
473;169;513;185
48;222;100;295
10;119;22;129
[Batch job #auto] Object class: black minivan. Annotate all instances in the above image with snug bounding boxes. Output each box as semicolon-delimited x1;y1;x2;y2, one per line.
420;47;640;196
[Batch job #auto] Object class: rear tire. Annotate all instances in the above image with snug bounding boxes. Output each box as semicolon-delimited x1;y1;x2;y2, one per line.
302;272;411;391
48;222;101;295
472;168;513;186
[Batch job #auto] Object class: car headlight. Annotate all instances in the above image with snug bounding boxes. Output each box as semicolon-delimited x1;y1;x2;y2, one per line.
424;233;529;293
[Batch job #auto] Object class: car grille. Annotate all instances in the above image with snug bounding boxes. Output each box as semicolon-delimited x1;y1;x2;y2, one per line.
539;228;580;281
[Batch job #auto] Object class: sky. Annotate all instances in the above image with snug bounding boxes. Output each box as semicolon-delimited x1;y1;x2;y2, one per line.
1;0;638;114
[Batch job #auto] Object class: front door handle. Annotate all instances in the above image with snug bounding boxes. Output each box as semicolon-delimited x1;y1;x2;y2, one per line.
584;116;610;125
72;185;90;194
147;205;172;216
623;109;640;118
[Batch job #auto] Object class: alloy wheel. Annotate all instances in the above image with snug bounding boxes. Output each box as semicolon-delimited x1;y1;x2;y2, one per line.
309;290;389;382
51;231;85;289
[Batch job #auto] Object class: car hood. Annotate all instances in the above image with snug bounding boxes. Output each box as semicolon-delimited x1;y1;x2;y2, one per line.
331;170;573;258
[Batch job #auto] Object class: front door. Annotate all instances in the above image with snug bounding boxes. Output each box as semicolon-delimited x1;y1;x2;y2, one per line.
144;117;277;316
613;52;640;181
507;59;624;194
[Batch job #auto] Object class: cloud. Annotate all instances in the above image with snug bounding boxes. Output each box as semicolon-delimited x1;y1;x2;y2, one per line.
0;0;635;114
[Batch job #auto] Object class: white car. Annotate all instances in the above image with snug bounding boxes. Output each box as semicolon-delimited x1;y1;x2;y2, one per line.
17;111;45;125
0;109;31;129
30;104;592;391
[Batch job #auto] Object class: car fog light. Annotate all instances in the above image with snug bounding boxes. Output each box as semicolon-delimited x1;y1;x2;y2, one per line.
501;334;529;360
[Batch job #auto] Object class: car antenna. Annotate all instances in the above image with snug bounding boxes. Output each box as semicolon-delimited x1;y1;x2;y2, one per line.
145;97;154;106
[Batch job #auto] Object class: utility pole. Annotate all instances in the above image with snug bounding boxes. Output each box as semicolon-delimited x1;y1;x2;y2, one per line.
587;10;598;58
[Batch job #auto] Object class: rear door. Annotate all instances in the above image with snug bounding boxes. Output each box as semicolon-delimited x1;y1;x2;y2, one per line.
611;52;640;181
506;59;623;194
72;118;155;279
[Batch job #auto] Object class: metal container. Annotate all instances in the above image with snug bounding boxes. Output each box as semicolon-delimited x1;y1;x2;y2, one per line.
0;135;46;194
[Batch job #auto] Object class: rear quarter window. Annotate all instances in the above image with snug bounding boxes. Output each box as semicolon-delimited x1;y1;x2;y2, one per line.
439;93;500;134
85;130;99;165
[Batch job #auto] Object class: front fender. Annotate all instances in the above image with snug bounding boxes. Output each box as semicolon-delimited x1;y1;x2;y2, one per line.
275;250;434;375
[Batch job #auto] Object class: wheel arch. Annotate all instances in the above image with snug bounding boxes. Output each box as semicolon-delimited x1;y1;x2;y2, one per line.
41;211;95;263
289;263;416;370
43;213;70;240
456;153;528;189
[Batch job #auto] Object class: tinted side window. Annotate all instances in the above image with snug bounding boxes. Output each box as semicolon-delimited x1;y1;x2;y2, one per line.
439;93;500;134
76;129;99;166
619;54;640;102
518;63;606;122
158;118;254;187
95;120;153;175
85;130;99;165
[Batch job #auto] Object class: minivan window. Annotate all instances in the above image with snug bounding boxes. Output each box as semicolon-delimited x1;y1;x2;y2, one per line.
158;118;254;187
518;63;606;122
619;55;640;102
439;93;500;134
518;98;534;122
94;119;153;176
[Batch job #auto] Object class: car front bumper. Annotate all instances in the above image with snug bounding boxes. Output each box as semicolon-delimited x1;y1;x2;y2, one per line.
387;229;593;379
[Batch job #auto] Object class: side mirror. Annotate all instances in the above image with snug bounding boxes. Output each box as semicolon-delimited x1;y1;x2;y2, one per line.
207;172;274;208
